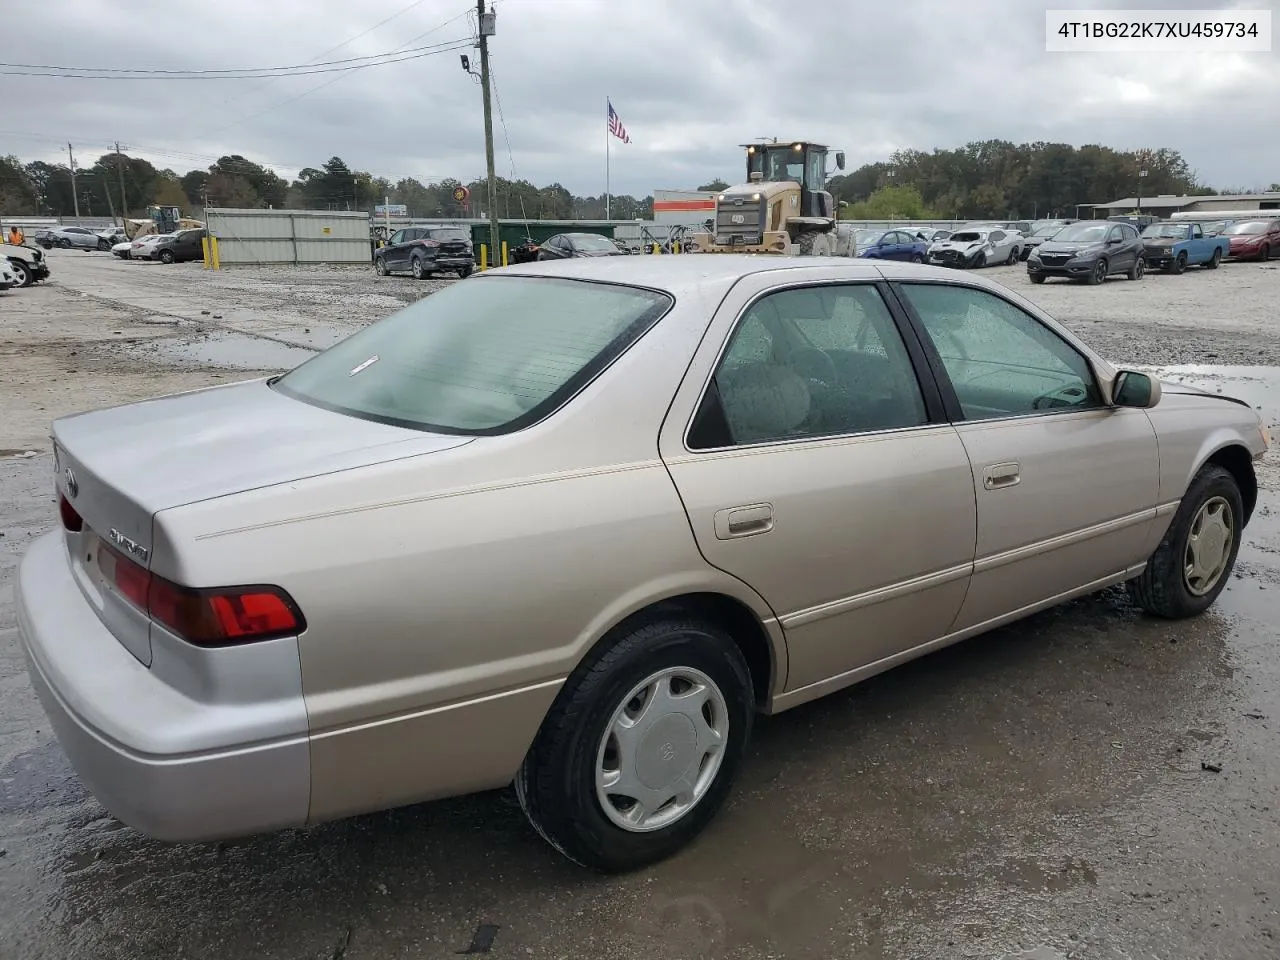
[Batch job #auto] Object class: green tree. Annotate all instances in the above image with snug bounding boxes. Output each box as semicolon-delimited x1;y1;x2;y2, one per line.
150;173;190;211
0;156;39;214
840;184;935;220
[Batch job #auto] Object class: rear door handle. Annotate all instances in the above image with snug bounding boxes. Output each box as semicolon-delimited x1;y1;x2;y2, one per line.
982;461;1021;490
713;503;774;540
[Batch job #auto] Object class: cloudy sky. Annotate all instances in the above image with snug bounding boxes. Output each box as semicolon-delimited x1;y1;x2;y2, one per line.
4;0;1277;199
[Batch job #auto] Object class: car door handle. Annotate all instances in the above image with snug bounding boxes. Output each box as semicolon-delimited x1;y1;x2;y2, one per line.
982;462;1021;490
713;503;774;540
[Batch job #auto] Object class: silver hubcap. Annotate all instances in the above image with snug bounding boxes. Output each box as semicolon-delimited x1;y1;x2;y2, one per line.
595;666;729;833
1185;496;1233;596
412;261;422;277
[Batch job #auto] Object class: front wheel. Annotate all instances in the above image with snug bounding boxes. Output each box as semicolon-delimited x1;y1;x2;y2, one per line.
516;616;754;873
97;239;110;251
1261;245;1272;262
1028;271;1046;284
1170;252;1187;274
971;251;987;269
1086;258;1108;285
1204;248;1222;269
1128;464;1243;619
9;260;33;287
374;256;389;276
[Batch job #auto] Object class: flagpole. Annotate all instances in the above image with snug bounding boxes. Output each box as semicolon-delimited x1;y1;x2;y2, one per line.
605;95;611;220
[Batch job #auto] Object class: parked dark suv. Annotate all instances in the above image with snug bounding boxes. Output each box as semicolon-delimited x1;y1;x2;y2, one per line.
375;226;475;279
1026;220;1145;285
147;228;207;264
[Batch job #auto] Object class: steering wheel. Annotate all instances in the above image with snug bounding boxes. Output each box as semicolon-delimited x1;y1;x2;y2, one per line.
1031;382;1089;409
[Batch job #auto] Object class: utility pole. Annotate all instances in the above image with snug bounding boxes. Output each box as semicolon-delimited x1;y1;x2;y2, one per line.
115;142;128;222
68;144;81;221
477;0;500;263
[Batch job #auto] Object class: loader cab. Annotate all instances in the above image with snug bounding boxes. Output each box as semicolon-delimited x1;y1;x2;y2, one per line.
743;141;843;219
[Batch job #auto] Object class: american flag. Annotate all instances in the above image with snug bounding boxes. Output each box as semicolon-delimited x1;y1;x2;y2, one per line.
607;99;631;144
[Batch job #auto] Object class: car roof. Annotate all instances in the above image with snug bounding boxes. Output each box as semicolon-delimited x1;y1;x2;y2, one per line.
491;253;974;297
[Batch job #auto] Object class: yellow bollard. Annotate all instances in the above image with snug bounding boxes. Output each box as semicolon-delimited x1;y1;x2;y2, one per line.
201;237;211;269
673;240;681;254
501;240;508;267
479;244;488;271
210;236;221;270
652;243;660;255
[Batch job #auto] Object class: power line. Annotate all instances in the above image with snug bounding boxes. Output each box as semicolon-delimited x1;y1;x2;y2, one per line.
0;38;474;80
193;5;474;140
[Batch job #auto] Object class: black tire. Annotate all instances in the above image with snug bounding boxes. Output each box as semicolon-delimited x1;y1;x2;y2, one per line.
9;260;33;287
516;616;754;873
1086;258;1107;285
972;251;987;268
1005;246;1019;266
1127;256;1145;281
909;254;923;264
1171;252;1187;275
58;238;72;249
411;256;428;280
1261;245;1271;262
159;249;175;264
1028;271;1046;284
1204;248;1221;269
374;256;389;277
1128;464;1243;619
97;239;110;251
458;266;473;278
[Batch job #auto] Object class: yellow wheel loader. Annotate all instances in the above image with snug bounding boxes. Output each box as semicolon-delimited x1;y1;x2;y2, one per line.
691;141;852;256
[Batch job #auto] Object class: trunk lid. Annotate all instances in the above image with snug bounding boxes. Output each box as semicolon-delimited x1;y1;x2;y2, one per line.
52;378;472;665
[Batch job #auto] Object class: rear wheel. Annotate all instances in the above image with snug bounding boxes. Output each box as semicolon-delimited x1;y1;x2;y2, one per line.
458;266;473;278
1129;464;1242;619
58;238;72;249
1005;246;1019;265
1127;256;1145;280
159;249;175;264
1204;248;1221;269
516;616;754;873
411;256;429;280
910;254;924;264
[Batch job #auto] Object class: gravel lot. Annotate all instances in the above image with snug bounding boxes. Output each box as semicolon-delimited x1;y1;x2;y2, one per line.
2;248;1280;960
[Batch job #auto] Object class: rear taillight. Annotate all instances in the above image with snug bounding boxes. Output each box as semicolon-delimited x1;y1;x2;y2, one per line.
99;542;305;646
59;494;83;532
418;238;440;248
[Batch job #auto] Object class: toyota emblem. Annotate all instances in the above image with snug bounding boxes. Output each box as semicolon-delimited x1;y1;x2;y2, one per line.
64;467;79;499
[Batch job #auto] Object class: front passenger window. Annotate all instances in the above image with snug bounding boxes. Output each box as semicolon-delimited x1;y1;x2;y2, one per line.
899;283;1102;421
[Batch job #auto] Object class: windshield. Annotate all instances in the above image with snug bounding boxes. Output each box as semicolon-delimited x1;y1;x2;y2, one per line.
1032;223;1063;237
1223;221;1268;236
569;234;618;251
273;276;671;434
1052;223;1109;243
426;228;470;242
950;231;983;243
1142;224;1188;238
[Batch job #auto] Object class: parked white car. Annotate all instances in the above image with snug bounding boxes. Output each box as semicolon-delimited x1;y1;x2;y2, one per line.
929;228;1024;268
0;260;16;290
125;233;170;260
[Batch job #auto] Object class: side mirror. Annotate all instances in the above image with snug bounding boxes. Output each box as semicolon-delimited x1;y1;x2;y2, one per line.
1108;236;1123;244
835;152;846;170
1111;370;1161;408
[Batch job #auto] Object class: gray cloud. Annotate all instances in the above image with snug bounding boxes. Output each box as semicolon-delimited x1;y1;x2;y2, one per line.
4;0;1277;199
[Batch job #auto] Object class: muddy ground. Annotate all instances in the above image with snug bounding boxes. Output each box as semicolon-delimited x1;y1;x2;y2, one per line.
2;249;1279;960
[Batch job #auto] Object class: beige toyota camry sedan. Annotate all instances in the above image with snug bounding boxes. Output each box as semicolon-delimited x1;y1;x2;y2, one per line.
18;256;1268;872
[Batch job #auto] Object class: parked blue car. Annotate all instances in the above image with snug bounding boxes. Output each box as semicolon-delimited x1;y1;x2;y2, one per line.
854;228;927;262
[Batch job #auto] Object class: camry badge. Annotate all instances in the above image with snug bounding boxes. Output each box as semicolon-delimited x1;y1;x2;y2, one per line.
108;528;150;563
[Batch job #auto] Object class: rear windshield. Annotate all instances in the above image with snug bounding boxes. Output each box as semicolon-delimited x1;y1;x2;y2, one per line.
426;228;469;242
1223;221;1267;235
569;234;618;251
273;276;672;434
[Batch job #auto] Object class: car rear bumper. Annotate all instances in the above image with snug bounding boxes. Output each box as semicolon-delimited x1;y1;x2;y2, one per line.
17;531;310;842
429;256;475;269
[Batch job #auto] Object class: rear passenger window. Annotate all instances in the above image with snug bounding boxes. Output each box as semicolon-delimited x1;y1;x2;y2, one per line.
689;285;928;449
